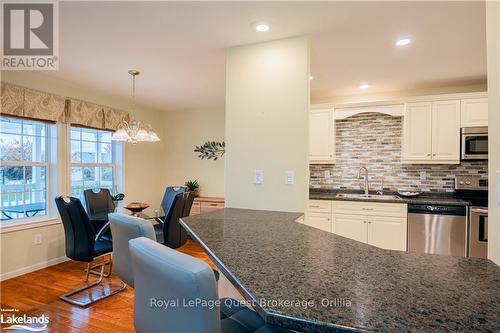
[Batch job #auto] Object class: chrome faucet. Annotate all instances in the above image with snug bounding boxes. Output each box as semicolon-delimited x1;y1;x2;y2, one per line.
357;167;369;196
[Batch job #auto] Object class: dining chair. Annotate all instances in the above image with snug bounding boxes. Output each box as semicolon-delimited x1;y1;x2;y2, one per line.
55;196;126;306
84;188;115;237
129;237;290;333
157;186;185;224
108;213;156;287
155;191;194;248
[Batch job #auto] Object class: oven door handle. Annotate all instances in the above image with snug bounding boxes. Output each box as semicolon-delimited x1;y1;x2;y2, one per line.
471;208;488;214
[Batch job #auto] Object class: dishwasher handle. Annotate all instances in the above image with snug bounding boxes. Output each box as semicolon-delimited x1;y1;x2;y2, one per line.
408;204;466;216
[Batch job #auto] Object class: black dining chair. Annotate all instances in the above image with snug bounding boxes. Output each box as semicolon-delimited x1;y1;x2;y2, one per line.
156;186;185;223
155;191;194;249
84;188;115;238
55;196;125;306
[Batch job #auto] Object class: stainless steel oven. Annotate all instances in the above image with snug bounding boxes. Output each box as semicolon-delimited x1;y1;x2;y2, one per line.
461;126;488;160
469;207;488;259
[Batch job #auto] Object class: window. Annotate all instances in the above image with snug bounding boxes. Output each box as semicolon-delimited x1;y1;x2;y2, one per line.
0;116;50;221
70;127;122;201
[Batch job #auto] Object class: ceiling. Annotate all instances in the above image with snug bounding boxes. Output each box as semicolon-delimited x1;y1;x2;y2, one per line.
46;1;486;111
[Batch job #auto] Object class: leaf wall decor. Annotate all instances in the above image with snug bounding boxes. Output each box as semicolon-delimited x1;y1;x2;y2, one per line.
194;141;225;160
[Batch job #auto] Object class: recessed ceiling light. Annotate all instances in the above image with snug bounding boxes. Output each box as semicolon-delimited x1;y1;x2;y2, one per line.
255;23;270;32
309;75;314;80
359;84;369;89
396;38;411;46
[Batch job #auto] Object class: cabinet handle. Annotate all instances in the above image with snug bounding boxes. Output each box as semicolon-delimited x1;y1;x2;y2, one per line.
309;205;321;208
209;203;218;206
368;221;372;224
362;208;374;211
427;154;431;157
432;154;436;156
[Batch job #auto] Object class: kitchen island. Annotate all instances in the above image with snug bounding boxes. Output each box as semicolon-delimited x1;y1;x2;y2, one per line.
180;208;500;333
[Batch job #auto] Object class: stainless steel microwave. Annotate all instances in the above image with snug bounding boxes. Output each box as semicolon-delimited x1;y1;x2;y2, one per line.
461;126;488;160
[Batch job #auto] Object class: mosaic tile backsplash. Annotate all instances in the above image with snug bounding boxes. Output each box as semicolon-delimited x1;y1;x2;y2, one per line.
310;113;488;193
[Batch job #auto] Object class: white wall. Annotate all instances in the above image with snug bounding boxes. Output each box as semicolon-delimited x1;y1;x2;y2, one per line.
0;71;167;278
163;107;225;197
225;36;310;212
486;1;500;265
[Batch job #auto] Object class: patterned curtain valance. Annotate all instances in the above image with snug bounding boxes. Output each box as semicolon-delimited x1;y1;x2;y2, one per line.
103;106;130;131
1;83;24;117
67;99;105;129
1;82;66;123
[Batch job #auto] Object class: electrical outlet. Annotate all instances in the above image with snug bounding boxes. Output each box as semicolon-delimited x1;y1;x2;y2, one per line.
34;234;42;245
420;171;427;181
324;170;331;179
284;170;294;185
253;170;263;185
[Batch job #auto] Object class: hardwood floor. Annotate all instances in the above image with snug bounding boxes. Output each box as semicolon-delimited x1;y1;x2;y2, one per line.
0;239;214;332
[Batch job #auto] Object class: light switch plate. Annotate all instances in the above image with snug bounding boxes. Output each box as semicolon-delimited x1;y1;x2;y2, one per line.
284;170;294;185
420;171;427;181
253;170;263;185
324;170;331;179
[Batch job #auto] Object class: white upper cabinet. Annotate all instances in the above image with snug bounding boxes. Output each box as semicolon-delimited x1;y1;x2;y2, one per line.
431;100;461;162
309;109;335;164
403;100;460;164
461;98;488;127
403;102;432;161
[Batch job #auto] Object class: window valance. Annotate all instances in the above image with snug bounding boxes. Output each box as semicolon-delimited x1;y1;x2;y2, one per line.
1;82;130;131
1;83;66;122
67;98;105;129
103;106;130;131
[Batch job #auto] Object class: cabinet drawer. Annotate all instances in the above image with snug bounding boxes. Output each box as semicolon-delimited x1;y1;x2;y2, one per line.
304;213;331;232
307;200;332;213
332;200;407;218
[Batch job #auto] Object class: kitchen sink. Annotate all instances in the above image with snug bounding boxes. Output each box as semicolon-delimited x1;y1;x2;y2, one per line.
335;193;401;200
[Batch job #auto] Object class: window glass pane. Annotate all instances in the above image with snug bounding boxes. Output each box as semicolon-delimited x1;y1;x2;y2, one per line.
82;128;97;142
22;120;46;137
0;192;25;220
98;131;112;143
82;141;97;163
71;167;84;198
1;116;22;134
83;166;98;188
100;167;113;188
71;127;81;140
100;143;112;163
71;140;81;163
0;133;22;161
0;166;24;190
24;190;46;217
22;136;46;162
25;166;46;191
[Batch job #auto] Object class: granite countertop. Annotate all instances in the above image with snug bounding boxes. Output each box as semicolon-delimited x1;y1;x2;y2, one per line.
180;208;500;333
309;189;471;206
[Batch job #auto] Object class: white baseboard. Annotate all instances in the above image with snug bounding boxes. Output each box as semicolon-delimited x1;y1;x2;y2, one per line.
0;256;70;281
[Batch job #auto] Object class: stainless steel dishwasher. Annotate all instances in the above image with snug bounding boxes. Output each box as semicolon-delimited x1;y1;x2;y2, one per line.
408;205;467;257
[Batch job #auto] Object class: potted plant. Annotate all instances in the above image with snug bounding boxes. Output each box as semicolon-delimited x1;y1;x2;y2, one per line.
112;193;125;210
185;180;200;197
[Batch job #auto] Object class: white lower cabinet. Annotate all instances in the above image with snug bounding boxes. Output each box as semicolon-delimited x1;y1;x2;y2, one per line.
331;214;367;243
304;213;331;232
366;216;407;251
306;199;408;251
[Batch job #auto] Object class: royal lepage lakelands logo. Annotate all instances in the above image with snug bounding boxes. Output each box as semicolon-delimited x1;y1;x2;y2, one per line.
1;0;59;70
1;308;49;331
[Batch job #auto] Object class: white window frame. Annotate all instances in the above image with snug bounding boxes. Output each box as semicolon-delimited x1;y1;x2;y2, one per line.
68;126;122;200
0;117;55;230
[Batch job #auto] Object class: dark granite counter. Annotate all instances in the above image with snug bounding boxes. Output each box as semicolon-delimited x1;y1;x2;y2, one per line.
310;189;471;206
180;208;500;333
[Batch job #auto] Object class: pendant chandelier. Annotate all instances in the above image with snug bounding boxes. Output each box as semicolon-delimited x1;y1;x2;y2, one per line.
111;70;160;144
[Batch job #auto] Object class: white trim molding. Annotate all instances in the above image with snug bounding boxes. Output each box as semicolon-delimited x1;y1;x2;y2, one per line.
0;255;69;281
